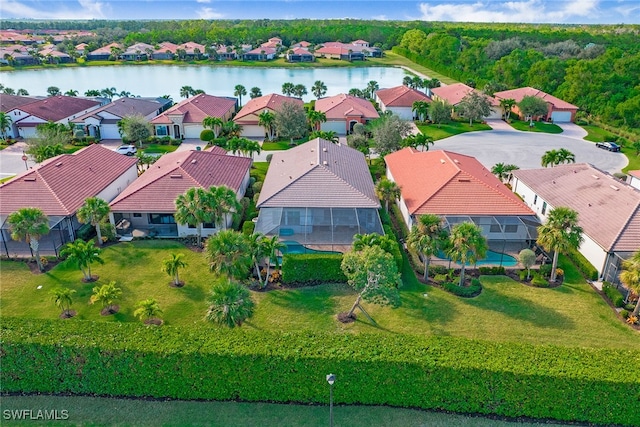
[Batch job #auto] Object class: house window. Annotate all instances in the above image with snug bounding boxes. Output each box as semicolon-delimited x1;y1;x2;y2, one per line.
133;213;142;218
156;126;169;136
490;224;502;233
541;202;547;215
188;222;215;229
148;213;176;224
533;195;538;205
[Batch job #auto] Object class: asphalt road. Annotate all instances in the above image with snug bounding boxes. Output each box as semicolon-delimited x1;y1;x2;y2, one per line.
431;128;627;173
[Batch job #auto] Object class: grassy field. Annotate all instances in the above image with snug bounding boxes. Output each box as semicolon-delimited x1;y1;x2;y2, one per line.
261;141;291;150
581;124;640;173
141;143;179;154
417;121;492;140
1;240;637;349
0;395;569;427
376;51;459;84
251;161;269;182
509;120;564;134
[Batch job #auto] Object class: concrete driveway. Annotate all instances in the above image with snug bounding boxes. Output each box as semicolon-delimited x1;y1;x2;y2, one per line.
432;129;627;173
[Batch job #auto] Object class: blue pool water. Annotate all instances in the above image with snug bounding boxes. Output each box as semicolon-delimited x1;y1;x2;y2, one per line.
437;250;518;267
280;241;340;255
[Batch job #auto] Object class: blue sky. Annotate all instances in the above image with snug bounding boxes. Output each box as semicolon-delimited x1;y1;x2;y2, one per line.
1;0;639;24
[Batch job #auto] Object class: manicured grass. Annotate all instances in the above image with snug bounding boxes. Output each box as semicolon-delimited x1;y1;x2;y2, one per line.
377;51;458;84
261;141;291;150
581;124;640;173
0;175;15;183
509;120;564;134
142;143;179;154
1;241;637;349
417;121;492;141
251;162;269;182
0;395;566;427
62;144;85;154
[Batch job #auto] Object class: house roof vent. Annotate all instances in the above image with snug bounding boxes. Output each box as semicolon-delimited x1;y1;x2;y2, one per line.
323;161;328;165
191;159;197;164
591;175;599;179
440;159;445;164
323;148;327;152
55;162;62;167
170;174;182;179
610;185;619;191
23;177;36;182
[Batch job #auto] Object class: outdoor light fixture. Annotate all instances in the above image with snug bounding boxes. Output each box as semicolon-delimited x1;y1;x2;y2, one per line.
326;373;335;427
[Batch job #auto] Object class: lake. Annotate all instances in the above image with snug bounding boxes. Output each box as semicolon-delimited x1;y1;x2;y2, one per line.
0;65;409;102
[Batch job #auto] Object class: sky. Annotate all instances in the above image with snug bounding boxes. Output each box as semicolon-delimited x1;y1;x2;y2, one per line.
0;0;639;24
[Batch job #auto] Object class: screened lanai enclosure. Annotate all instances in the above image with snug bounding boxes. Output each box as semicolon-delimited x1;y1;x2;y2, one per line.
0;215;75;258
440;215;540;252
254;207;384;251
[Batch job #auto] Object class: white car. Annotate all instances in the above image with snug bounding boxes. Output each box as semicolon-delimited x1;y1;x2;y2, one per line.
115;145;137;156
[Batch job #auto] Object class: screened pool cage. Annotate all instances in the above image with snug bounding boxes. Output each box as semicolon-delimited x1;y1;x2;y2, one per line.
1;215;74;258
440;215;540;252
254;207;383;250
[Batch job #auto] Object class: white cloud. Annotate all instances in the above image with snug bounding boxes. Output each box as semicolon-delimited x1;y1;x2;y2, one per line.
197;7;223;19
0;0;109;19
418;0;601;23
372;14;388;20
195;0;211;3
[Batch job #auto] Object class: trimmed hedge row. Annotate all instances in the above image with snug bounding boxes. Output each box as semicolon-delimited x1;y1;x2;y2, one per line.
441;279;482;297
566;247;599;281
1;318;639;426
478;266;505;276
281;254;346;285
603;282;625;308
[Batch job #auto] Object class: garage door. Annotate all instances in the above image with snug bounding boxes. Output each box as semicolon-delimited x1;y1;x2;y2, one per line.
100;125;121;140
321;121;346;135
487;108;502;120
241;125;265;138
184;125;204;139
551;111;572;123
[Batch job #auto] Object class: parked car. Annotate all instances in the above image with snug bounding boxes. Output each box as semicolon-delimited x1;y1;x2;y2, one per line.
595;142;621;152
115;145;137;156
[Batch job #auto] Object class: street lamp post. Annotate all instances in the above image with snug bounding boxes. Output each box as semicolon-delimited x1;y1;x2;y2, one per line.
326;373;335;427
21;152;28;170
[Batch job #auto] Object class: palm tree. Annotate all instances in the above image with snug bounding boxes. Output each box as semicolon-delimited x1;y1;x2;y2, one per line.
50;287;76;318
619;250;640;316
180;85;194;98
402;133;434;152
249;86;262;99
491;163;508;182
537;207;584;282
134;298;163;324
205;277;255;327
205;229;252;279
281;82;295;96
209;185;241;230
402;76;413;87
221;121;242;138
202;116;223;139
60;239;104;282
375;178;401;213
234;84;247;106
240;138;261;159
500;98;516;121
407;214;446;281
174;187;214;247
366;80;379;99
309;130;339;143
260;235;285;288
504;164;520;183
258;110;276;141
90;281;122;314
76;197;110;246
412;101;430;122
16;88;29;96
306;109;327;131
541;150;561;168
293;84;307;98
557;148;576;165
0;111;12;139
311;80;328;99
162;253;188;287
246;232;266;280
64;89;78;96
7;207;50;271
447;222;488;287
412;76;424;89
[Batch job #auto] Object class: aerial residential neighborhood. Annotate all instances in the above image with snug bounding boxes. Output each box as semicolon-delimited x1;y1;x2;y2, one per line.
0;11;639;427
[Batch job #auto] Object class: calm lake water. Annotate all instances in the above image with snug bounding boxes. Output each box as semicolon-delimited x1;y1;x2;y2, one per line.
0;65;409;102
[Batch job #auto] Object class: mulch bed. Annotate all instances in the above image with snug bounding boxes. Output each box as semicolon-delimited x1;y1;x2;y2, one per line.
144;318;164;326
25;259;60;274
337;312;356;323
100;305;120;316
169;281;185;288
59;310;77;319
82;275;99;283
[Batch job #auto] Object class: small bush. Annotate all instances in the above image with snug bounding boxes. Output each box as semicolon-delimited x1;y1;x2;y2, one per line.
242;221;255;235
282;253;346;285
76;223;96;241
479;266;505;275
531;274;550;288
200;129;215;142
519;270;528;281
602;282;625;308
434;274;448;283
566;247;599;280
441;279;482;297
266;154;273;163
252;181;263;193
620;309;629;319
430;264;448;275
539;264;552;278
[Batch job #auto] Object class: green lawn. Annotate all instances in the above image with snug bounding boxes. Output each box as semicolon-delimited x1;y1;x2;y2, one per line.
251;162;269;182
0;395;568;427
417;121;492;141
508;120;564;134
376;51;458;84
142;143;179;154
262;141;291;150
581;124;640;173
1;240;637;349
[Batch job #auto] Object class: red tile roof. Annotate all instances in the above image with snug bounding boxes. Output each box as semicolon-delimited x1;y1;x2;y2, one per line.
110;150;251;212
385;148;533;216
628;170;640;179
315;94;379;120
177;42;205;54
375;86;431;107
430;83;499;107
150;93;236;125
234;93;303;122
12;96;100;122
493;87;578;110
0;94;37;113
89;42;123;55
0;144;137;216
246;46;276;55
156;42;179;54
72;97;165;123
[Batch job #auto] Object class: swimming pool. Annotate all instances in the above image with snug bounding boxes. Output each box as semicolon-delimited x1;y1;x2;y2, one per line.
437;250;518;267
280;241;341;255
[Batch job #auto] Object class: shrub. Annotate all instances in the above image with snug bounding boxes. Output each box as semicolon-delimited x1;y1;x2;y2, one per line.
266;154;273;163
519;270;528;281
242;221;255;235
539;264;552;278
252;181;263;193
531;273;550;288
76;223;96;241
602;282;625;308
382;224;403;270
565;247;599;281
433;274;448;283
430;264;448;275
479;266;505;275
200;129;215;142
620;309;629;319
282;253;346;285
1;318;638;427
441;279;482;297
